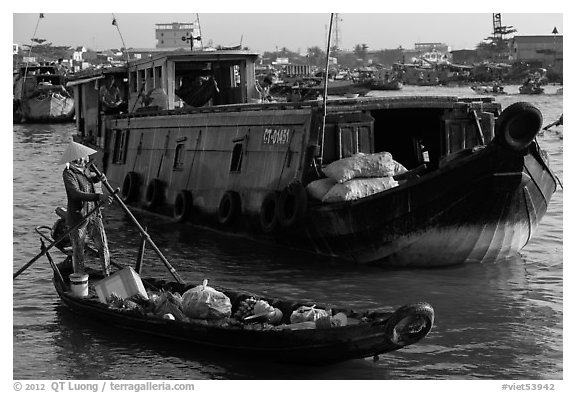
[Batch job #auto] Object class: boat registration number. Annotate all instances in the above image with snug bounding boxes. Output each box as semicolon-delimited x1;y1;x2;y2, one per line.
263;128;291;145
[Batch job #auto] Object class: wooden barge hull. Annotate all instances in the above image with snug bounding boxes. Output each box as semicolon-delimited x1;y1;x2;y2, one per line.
303;143;556;266
20;93;75;122
86;98;556;267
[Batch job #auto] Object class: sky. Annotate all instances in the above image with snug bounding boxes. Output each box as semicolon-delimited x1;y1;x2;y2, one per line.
11;8;564;54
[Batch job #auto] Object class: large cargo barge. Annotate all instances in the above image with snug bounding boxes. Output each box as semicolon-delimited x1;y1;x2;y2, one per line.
67;50;557;266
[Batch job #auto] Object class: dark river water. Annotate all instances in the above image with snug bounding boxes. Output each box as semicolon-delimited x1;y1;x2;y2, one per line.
12;85;563;381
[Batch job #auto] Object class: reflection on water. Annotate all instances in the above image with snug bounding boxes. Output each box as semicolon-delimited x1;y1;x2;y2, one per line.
13;88;563;380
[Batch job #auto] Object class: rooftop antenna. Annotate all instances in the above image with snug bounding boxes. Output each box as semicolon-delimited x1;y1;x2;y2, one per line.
333;13;341;52
112;14;129;64
319;13;334;166
492;13;503;41
196;13;204;49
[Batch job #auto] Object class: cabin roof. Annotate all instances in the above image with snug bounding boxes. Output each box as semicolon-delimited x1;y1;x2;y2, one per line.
67;65;127;81
128;50;260;69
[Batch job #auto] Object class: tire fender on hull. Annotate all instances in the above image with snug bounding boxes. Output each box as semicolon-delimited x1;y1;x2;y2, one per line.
145;178;165;210
278;182;308;228
218;191;241;226
384;302;434;347
259;191;280;233
173;190;193;222
496;102;542;151
121;172;140;203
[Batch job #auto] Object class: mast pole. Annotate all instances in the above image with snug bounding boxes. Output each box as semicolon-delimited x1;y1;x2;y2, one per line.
319;13;334;166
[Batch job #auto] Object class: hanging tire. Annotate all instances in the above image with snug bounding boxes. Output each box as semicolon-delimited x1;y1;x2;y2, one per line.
384;302;435;347
218;191;241;226
173;190;193;222
51;218;71;249
145;178;165;209
121;172;140;203
496;102;542;151
278;182;308;228
259;191;280;233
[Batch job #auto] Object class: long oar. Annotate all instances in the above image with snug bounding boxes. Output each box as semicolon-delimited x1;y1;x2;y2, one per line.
40;238;67;290
89;163;185;284
13;200;109;280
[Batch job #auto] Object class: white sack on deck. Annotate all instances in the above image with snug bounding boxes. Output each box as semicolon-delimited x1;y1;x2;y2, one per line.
322;177;399;203
323;152;406;183
306;178;338;200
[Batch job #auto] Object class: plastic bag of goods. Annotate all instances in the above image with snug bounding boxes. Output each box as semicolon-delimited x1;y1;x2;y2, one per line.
153;291;187;321
322;177;399;203
323;152;397;183
306;178;338;201
290;305;330;324
181;279;232;320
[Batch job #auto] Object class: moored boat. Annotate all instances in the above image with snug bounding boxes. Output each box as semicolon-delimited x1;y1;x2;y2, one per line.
368;78;403;91
32;220;434;365
51;262;434;364
13;63;75;123
518;84;544;95
470;84;507;95
67;50;558;267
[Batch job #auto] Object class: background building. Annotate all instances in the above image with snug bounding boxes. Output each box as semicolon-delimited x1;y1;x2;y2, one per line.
511;35;563;75
155;22;201;50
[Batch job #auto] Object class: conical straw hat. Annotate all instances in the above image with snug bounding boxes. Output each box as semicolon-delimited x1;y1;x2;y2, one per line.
58;141;97;164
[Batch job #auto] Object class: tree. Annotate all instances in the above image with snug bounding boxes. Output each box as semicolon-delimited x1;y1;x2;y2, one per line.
353;44;368;61
306;46;326;67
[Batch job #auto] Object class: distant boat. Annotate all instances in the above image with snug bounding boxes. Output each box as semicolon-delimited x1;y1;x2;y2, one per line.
13;63;74;123
470;84;507;95
519;81;544;95
366;78;403;91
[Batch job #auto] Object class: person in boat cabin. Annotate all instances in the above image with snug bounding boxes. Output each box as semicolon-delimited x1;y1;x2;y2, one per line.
255;73;276;102
99;75;123;114
60;142;113;276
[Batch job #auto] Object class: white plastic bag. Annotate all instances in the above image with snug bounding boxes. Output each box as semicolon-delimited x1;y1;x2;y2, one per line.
181;279;232;320
306;178;338;200
323;152;396;183
290;305;329;323
322;177;399;203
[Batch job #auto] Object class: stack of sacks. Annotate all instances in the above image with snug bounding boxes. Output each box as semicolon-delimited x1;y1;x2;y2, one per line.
306;152;407;203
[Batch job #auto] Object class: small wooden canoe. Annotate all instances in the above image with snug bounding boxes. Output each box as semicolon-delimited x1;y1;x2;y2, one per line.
52;261;434;364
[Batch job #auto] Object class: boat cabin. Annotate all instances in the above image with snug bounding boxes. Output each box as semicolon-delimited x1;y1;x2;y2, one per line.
126;50;261;110
14;63;67;100
68;50;262;148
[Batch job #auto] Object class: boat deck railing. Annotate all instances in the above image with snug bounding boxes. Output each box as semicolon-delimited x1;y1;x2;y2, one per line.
110;95;498;120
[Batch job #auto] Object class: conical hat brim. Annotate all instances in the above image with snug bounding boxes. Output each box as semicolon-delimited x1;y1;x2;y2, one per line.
58;141;97;164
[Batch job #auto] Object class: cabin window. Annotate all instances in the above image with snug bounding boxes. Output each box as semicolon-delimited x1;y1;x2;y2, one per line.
229;143;244;173
129;71;137;93
138;69;146;92
337;124;373;159
447;122;465;153
112;129;130;164
232;65;241;87
173;143;185;170
146;69;153;91
154;66;162;89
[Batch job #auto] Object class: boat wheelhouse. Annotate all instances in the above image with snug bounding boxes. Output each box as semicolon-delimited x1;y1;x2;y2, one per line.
13;62;74;123
68;50;557;267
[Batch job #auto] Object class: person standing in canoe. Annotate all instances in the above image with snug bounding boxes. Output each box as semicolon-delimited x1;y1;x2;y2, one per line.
60;141;113;276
